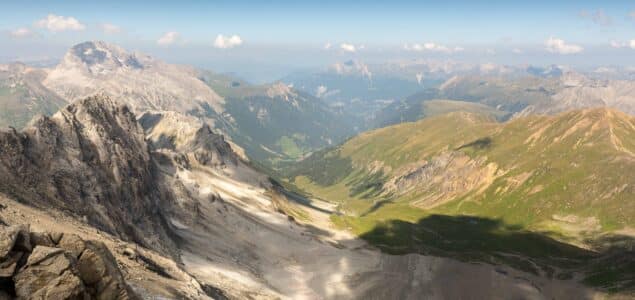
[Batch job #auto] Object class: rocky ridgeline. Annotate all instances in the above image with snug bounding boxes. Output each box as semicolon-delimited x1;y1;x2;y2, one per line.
0;225;137;299
138;111;240;169
0;95;178;256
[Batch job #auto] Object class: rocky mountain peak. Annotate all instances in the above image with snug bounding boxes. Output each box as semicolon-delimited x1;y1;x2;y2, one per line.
139;111;240;168
62;41;154;75
44;41;224;114
330;60;372;80
266;82;297;100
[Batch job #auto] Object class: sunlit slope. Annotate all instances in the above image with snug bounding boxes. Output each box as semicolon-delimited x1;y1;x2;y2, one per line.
373;96;510;128
288;108;635;234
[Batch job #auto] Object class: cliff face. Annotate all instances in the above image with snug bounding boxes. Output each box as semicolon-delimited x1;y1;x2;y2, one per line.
0;95;177;254
138;111;240;169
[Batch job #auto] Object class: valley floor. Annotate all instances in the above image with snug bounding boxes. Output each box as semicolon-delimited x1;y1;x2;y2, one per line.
157;161;601;299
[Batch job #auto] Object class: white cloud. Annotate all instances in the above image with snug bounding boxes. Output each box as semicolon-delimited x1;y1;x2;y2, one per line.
35;14;85;32
100;23;121;34
512;48;523;54
404;42;463;53
610;40;626;48
544;37;583;54
157;31;179;46
324;42;332;50
214;34;243;49
9;27;34;38
610;40;635;49
316;85;328;97
416;73;423;85
340;43;357;53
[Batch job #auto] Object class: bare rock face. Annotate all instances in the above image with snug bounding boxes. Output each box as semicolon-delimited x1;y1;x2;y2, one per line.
138;111;240;168
13;246;87;299
43;41;224;116
0;225;138;300
0;95;177;254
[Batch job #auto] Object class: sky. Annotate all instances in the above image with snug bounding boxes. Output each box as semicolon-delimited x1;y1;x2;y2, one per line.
1;0;635;82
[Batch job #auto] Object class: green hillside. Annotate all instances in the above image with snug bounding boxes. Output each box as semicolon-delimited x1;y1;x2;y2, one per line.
0;67;66;129
198;71;360;165
372;90;510;128
285;108;635;291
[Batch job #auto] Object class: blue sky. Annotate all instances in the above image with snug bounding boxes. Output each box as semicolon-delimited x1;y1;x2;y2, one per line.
2;0;635;82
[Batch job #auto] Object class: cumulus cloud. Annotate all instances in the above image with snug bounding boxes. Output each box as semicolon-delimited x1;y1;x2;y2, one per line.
512;48;523;54
100;23;121;34
214;34;243;49
9;27;35;38
611;40;635;49
610;40;625;48
324;42;332;50
340;43;357;53
157;31;180;46
404;42;463;53
35;14;85;32
579;9;612;26
544;37;583;54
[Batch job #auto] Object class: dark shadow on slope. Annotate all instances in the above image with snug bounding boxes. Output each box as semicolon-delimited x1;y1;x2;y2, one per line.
581;234;635;293
360;199;394;217
358;214;635;293
455;137;492;151
269;179;334;215
346;170;387;199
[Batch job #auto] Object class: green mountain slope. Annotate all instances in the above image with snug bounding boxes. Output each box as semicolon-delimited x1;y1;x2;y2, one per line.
199;71;359;165
0;64;66;129
372;88;510;128
285;108;635;290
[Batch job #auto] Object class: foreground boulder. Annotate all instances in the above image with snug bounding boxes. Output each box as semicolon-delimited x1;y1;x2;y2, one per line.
0;225;138;299
13;246;86;299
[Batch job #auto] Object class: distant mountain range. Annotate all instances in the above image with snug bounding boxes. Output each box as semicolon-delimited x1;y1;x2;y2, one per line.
372;69;635;130
0;41;357;167
4;43;635;167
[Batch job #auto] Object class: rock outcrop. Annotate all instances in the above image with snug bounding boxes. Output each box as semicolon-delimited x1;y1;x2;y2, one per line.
0;95;177;255
138;111;240;168
1;225;137;299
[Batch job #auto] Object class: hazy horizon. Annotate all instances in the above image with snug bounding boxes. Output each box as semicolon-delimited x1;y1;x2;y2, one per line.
2;0;635;82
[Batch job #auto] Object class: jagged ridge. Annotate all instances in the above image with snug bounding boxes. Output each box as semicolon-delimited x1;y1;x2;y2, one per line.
0;95;177;255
